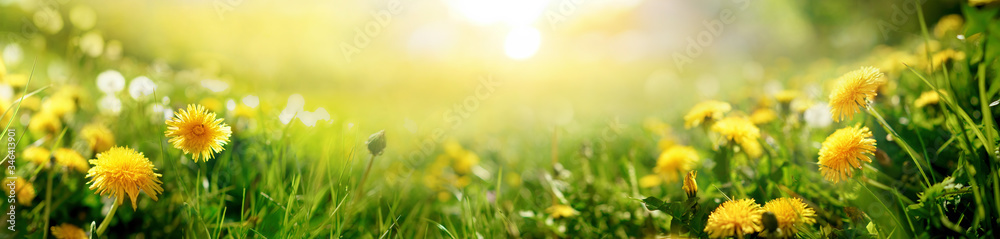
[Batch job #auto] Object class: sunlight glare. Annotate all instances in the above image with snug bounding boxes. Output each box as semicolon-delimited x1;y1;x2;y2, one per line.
504;27;541;60
445;0;550;26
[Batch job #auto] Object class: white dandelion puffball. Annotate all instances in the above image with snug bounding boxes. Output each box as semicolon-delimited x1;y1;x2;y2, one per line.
805;102;833;128
242;95;259;108
99;94;122;115
96;70;126;93
128;76;157;99
79;31;104;58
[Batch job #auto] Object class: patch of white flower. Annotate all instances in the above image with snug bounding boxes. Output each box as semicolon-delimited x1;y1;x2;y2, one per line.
242;95;259;108
79;31;104;58
129;76;157;99
3;44;23;66
201;79;229;92
0;84;12;101
98;94;122;115
278;94;330;126
804;102;833;128
97;70;126;94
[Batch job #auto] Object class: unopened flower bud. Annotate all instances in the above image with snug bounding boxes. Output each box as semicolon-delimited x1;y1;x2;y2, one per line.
366;130;386;156
683;170;698;198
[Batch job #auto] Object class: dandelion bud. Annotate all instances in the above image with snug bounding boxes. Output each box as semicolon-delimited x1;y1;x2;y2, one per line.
683;170;698;198
366;130;386;156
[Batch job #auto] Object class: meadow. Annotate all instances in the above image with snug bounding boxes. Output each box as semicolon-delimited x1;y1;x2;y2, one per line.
1;0;1000;238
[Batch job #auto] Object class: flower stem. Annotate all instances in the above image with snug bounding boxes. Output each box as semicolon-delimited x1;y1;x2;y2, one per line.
865;105;932;188
43;169;53;239
43;128;70;239
354;154;377;201
96;199;120;236
713;144;732;191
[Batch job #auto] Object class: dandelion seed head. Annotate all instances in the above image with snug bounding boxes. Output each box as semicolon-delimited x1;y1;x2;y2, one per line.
96;70;126;94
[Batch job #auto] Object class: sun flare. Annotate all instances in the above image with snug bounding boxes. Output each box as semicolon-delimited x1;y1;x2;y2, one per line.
504;27;541;60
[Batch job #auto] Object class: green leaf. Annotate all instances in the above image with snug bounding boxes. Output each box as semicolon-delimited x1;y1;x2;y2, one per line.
642;196;666;211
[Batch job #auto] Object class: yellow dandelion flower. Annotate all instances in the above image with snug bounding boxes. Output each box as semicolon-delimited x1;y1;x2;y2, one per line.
54;86;84;102
13;93;41;111
639;174;663;188
81;123;115;153
643;117;671;136
657;138;676;153
933;14;964;39
761;198;817;238
86;146;164;209
683;171;698;198
29;112;62;135
879;52;918;75
654;146;699;182
452;151;480;175
439;140;479;175
774;90;799;104
423;156;450;191
829;66;884;122
916;40;941;57
711;117;763;158
684;100;732;128
54;148;89;173
165;104;232;162
3;73;23;89
712;117;760;144
452;175;472;188
818;125;876;183
234;105;255;118
757;96;775;108
437;191;452;202
443;140;465;157
41;96;77;117
2;177;36;206
0;98;10;113
505;172;522;188
546;204;579;219
705;198;764;238
24;146;52;167
930;49;965;70
0;115;9;129
791;98;814;114
750;108;778;125
50;223;88;239
741;140;763;159
914;90;944;108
